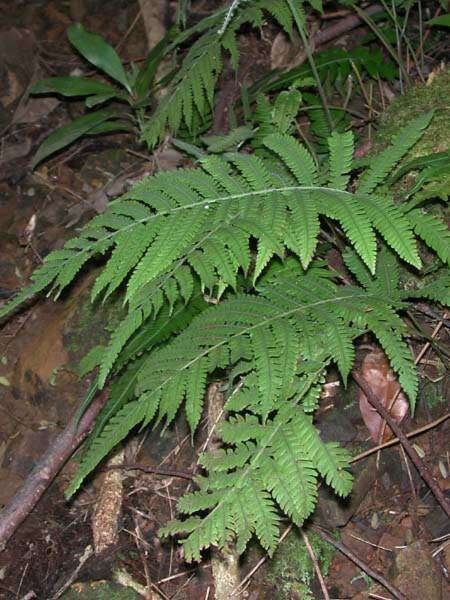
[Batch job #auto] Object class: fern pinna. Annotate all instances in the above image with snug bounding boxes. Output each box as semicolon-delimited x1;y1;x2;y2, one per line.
2;111;449;559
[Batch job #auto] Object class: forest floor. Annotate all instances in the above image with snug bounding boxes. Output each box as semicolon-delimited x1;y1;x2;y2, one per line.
0;1;448;599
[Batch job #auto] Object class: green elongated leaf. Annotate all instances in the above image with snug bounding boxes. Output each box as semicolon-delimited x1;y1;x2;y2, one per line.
68;24;131;92
389;150;450;184
328;130;354;190
30;76;117;97
86;119;134;134
85;92;118;107
185;358;209;432
285;191;319;269
407;209;450;265
66;398;148;498
427;14;450;27
134;28;176;99
31;108;117;168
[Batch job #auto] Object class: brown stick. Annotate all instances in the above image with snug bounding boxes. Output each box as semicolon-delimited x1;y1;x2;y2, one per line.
350;412;449;463
0;392;107;551
312;527;407;600
352;372;450;518
300;528;330;600
102;463;194;480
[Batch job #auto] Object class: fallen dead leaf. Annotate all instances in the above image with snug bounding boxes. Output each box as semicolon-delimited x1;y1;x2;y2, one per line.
358;348;409;442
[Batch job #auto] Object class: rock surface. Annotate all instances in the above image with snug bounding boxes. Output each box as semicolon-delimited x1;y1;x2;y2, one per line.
394;541;443;600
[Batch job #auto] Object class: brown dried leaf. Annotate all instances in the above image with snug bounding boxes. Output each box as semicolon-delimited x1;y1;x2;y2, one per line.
358;348;409;442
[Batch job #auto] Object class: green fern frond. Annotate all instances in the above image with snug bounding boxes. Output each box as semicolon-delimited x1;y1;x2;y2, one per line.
357;112;434;194
3;111;447;562
142;32;222;147
3;123;440;327
162;403;351;560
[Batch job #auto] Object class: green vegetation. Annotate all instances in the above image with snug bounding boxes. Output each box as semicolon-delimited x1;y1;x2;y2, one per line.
268;529;336;599
3;0;448;565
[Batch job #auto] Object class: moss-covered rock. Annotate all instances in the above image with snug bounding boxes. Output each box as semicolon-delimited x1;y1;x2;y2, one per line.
373;66;449;157
267;529;335;599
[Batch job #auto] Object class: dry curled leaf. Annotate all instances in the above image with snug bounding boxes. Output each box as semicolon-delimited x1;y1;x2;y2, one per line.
358;348;409;442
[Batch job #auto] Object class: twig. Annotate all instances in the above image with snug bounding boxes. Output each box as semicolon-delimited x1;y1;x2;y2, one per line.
51;545;94;599
352;372;450;518
231;525;293;595
415;311;447;365
399;444;416;498
300;528;330;600
432;538;450;558
102;463;194;480
287;0;334;130
0;391;107;551
312;527;407;600
350;412;449;463
348;533;396;552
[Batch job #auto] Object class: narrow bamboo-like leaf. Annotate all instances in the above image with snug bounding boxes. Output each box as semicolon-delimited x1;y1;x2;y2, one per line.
68;24;131;92
31;108;117;168
30;76;116;97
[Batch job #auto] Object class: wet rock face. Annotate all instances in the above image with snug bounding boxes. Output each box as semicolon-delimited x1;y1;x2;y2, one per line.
393;541;443;600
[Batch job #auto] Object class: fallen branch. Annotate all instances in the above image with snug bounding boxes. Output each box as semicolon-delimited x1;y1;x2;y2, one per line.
312;3;384;49
352;372;450;518
0;391;107;551
312;526;407;600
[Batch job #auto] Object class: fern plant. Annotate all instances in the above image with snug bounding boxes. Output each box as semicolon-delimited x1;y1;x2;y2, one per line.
141;0;328;147
2;110;449;560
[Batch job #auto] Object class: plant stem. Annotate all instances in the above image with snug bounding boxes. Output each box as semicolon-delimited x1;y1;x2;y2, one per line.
312;526;407;600
349;1;411;86
391;0;403;92
287;0;334;131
